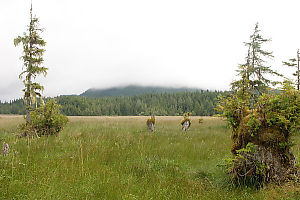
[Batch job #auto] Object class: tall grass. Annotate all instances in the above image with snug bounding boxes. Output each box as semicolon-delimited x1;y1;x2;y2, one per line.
0;116;299;199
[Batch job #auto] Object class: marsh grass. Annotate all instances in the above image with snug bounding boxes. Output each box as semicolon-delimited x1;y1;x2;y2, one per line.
0;115;299;199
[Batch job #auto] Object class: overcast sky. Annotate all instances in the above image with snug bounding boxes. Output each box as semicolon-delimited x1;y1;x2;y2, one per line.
1;0;300;101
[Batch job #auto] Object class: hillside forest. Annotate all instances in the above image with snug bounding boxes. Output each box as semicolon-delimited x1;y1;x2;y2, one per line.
0;90;224;116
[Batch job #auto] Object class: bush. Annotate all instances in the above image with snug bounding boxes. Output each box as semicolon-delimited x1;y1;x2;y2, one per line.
18;99;68;137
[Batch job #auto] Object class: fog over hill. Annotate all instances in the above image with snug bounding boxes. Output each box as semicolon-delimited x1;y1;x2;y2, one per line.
80;85;206;97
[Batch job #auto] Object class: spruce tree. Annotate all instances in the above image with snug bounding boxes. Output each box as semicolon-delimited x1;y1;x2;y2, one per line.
14;4;47;123
282;49;300;90
232;23;281;107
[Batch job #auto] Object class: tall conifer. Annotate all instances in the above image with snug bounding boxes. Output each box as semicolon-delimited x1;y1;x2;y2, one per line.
14;3;47;123
232;23;281;108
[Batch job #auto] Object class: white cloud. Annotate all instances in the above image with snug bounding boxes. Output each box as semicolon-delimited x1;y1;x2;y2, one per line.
1;0;300;101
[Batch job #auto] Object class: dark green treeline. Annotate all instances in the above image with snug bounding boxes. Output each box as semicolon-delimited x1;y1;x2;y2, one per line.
0;91;225;116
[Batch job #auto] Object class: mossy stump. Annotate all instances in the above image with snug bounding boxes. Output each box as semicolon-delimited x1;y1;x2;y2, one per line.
230;111;299;186
2;142;9;156
181;112;191;131
181;120;191;131
146;115;155;132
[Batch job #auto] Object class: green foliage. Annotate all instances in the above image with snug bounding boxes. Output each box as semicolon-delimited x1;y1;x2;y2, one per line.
244;23;281;93
282;49;300;91
247;114;261;136
279;142;288;149
18;99;68;137
236;142;258;154
257;81;300;134
216;94;248;132
225;143;270;188
14;6;47;123
231;23;281;108
0;90;225;116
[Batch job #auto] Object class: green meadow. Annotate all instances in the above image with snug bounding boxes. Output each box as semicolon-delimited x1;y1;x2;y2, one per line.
0;115;299;199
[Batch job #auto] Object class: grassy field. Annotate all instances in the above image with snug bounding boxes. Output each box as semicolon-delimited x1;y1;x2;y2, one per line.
0;115;300;199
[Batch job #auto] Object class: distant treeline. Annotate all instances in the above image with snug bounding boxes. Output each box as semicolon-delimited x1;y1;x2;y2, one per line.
0;90;226;116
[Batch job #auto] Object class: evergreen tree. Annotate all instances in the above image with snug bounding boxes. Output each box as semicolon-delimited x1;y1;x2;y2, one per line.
14;3;47;123
283;49;300;90
232;23;281;107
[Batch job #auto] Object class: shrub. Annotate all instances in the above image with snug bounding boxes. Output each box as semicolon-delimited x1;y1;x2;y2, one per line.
18;99;68;137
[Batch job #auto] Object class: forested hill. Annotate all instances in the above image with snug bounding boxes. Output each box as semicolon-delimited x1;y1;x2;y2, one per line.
0;90;226;116
80;85;199;97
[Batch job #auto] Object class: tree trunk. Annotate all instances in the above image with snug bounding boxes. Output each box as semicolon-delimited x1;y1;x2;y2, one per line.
297;49;299;91
25;74;32;123
26;107;31;123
